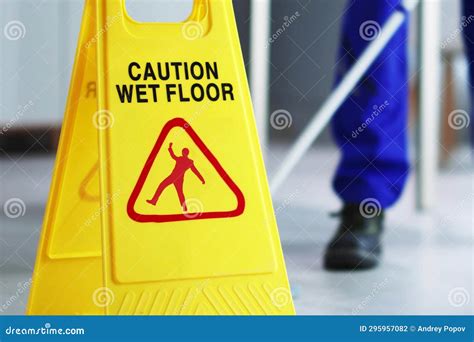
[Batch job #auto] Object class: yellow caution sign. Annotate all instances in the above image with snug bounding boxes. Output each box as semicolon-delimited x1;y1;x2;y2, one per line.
28;0;294;315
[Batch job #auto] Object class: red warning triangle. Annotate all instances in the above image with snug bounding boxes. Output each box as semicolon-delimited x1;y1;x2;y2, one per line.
127;118;245;223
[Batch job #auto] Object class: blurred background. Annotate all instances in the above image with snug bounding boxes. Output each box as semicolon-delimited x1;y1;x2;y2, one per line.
0;0;472;315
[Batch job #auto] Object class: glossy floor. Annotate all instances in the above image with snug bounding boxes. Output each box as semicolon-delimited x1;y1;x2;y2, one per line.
1;146;472;315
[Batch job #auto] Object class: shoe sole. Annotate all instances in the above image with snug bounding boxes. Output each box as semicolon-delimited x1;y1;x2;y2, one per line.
324;249;379;270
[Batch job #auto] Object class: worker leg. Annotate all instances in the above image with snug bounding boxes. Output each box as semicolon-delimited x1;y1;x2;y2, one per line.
331;0;410;208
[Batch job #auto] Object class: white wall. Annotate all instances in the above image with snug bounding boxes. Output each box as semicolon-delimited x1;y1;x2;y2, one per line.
1;0;469;129
0;0;193;127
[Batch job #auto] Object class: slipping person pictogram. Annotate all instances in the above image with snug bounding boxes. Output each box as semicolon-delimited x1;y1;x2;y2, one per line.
128;118;245;223
147;142;205;212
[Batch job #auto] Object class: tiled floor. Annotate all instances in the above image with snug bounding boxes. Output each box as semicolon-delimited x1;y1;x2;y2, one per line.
1;146;472;315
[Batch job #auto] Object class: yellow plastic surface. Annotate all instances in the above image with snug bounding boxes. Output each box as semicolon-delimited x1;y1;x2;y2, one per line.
27;0;103;314
28;0;294;315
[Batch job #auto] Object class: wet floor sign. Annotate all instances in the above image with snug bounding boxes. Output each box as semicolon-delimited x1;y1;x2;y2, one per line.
27;0;294;315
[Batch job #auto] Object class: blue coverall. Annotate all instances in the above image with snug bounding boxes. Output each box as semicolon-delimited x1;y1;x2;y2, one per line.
332;0;473;208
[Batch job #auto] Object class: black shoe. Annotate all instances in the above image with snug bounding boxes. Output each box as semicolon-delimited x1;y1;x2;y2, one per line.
324;203;384;270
